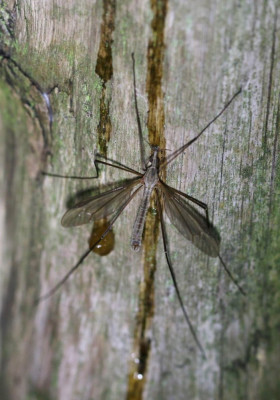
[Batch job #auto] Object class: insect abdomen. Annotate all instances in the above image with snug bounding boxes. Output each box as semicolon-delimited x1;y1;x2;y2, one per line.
131;187;152;251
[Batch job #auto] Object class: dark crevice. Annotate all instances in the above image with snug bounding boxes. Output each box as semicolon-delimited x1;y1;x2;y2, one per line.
126;1;168;399
90;0;116;255
95;0;116;158
96;83;112;156
268;93;280;220
262;11;277;151
218;299;226;400
219;124;227;200
146;0;167;152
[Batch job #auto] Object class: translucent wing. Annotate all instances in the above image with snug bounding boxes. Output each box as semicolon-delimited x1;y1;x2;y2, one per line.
160;183;220;257
61;178;142;227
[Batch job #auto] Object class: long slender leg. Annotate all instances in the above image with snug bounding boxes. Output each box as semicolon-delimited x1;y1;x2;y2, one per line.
160;180;209;222
160;88;242;170
37;248;93;303
42;159;142;180
218;255;246;296
37;185;142;303
41;172;98;180
131;52;146;171
156;190;206;358
95;156;142;175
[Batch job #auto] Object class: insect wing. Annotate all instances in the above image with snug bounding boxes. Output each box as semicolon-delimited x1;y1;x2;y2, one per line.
61;179;142;227
160;184;220;257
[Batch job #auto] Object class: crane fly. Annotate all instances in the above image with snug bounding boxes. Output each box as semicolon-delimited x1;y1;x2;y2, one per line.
39;54;244;357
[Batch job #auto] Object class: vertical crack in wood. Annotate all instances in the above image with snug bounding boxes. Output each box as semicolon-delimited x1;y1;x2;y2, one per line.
262;10;277;151
91;0;116;256
218;299;226;400
268;93;280;220
95;0;116;157
126;1;168;399
219;124;227;200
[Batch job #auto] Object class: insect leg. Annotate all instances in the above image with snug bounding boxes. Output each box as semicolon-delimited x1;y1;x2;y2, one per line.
156;190;206;358
37;185;142;303
41;171;99;180
95;158;142;176
42;158;141;180
36;247;93;303
218;255;246;296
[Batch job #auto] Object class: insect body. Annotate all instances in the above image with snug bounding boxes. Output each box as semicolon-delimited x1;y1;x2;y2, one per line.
39;56;244;356
131;148;159;251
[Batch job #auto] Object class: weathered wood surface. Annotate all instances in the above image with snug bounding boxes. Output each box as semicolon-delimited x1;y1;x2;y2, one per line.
0;1;280;399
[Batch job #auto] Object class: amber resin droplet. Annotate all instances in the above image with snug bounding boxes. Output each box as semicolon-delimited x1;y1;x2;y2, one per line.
88;218;115;256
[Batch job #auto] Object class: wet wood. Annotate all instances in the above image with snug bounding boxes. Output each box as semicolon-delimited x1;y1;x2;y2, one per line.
0;1;280;400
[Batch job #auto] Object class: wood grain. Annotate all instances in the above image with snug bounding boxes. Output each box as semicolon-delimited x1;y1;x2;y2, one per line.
0;1;279;399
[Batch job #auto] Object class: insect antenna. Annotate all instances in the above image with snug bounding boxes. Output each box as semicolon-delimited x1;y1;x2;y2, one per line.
41;172;98;180
131;52;146;170
160;87;242;169
156;189;206;358
36;185;142;304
